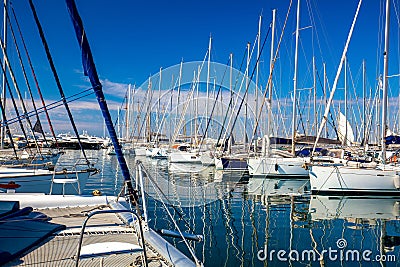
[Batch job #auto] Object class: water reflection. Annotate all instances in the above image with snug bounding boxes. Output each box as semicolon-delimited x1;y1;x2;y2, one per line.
66;150;400;266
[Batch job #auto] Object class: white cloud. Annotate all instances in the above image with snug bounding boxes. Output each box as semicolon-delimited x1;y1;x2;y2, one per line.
101;79;129;98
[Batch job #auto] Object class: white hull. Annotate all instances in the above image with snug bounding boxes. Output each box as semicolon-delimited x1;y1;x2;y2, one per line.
168;151;201;164
0;151;62;166
107;146;135;155
0;167;92;195
200;152;215;166
309;164;400;195
146;148;168;159
134;147;147;156
247;157;309;178
215;157;223;170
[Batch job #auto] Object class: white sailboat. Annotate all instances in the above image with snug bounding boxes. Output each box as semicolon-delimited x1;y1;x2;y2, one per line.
248;155;309;178
247;4;309;179
0;157;98;195
309;0;400;195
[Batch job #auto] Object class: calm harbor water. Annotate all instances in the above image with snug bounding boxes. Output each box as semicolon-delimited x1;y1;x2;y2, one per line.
61;150;400;266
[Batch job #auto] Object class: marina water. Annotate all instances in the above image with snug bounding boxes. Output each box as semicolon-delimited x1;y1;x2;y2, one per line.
61;150;400;266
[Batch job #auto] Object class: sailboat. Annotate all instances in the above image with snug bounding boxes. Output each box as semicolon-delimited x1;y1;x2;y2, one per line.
247;3;309;179
0;160;96;195
309;0;400;195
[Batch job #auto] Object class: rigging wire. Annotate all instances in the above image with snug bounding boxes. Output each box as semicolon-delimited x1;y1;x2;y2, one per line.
0;56;32;151
0;6;44;154
9;2;58;146
248;1;292;154
0;88;94;127
197;57;230;153
215;49;247;149
0;88;18;157
29;0;89;162
6;3;46;146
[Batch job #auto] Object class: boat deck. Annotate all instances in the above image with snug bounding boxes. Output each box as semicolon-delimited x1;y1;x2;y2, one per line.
3;202;169;267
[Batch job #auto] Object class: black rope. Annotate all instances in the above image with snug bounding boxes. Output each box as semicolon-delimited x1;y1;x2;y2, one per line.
0;56;30;147
28;0;88;162
10;2;58;145
6;3;45;145
0;8;43;154
0;89;18;157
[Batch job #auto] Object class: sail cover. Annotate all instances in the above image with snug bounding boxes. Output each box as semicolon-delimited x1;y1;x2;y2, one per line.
65;0;131;181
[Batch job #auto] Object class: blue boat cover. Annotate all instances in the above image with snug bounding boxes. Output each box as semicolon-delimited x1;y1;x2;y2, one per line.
66;0;131;182
385;135;400;145
0;201;19;218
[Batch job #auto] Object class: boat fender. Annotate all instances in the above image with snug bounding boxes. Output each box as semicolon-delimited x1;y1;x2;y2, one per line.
92;189;102;196
302;163;309;170
394;173;400;189
275;163;279;171
159;229;203;242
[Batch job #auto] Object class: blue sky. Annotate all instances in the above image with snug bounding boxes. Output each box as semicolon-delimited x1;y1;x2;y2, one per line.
4;0;399;139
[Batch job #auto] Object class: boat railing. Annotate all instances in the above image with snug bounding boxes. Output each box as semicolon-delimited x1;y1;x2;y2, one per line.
74;209;147;267
52;157;98;173
135;160;204;267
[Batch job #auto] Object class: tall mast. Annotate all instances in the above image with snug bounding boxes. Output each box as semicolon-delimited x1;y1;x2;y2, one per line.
381;0;390;162
291;0;300;156
0;0;6;149
312;0;362;155
344;56;348;146
323;63;327;138
125;84;131;140
117;106;121;139
244;42;250;149
266;9;276;157
146;78;152;143
158;68;162;123
255;14;262;146
313;56;317;137
157;67;162;143
206;35;211;136
177;59;183;140
195;67;199;146
229;53;233;155
362;60;366;146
